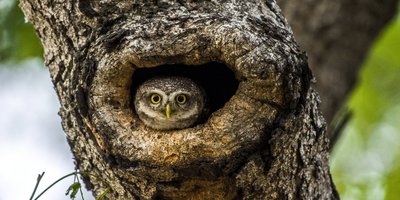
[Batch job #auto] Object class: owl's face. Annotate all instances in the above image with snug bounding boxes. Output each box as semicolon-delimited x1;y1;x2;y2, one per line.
134;76;205;130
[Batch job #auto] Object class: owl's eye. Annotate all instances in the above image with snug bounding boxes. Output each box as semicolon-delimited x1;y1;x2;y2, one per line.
150;93;162;104
175;94;187;104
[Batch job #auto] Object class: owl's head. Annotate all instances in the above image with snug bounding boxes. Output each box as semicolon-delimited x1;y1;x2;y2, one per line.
134;76;206;130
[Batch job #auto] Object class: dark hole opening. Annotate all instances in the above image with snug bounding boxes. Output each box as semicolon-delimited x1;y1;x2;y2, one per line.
131;62;239;118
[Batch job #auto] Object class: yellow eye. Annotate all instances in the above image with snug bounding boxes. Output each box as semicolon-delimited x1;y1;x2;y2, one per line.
150;93;162;104
175;94;187;104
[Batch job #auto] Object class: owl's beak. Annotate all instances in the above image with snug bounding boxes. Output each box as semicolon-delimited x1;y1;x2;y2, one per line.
165;104;171;119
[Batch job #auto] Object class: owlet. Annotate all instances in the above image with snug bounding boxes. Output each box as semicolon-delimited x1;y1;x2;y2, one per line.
134;76;206;130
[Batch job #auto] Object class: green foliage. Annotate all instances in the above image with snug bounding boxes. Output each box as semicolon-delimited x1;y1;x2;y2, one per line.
350;15;400;133
29;172;82;200
66;182;82;199
384;161;400;200
96;188;110;200
0;0;43;61
29;170;110;200
331;10;400;200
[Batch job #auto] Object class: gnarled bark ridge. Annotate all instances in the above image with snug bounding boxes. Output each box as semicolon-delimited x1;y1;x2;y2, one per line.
20;0;338;199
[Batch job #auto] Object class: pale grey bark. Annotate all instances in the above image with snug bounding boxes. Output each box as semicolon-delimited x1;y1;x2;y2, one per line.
19;0;344;199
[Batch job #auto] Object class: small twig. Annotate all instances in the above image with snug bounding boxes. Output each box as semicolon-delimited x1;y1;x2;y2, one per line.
31;170;110;200
34;172;77;200
76;171;86;200
96;187;110;200
329;107;353;151
29;172;45;200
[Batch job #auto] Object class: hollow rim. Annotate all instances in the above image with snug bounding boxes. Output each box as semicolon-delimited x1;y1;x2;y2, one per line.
89;58;281;168
88;25;290;168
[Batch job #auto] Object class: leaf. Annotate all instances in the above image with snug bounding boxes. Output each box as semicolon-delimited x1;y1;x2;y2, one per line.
65;182;81;199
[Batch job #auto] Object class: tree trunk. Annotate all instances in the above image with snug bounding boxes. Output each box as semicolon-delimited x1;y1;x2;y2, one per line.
20;0;339;199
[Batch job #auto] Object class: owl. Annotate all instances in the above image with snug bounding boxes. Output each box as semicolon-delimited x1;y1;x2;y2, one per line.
134;76;206;130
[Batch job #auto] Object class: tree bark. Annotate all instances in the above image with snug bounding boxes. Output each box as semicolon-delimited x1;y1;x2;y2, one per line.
20;0;339;199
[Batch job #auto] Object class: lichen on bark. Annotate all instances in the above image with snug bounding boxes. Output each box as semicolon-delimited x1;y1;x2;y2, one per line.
20;0;339;199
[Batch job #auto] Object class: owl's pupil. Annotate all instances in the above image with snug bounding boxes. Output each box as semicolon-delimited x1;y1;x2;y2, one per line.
176;94;187;104
150;94;161;104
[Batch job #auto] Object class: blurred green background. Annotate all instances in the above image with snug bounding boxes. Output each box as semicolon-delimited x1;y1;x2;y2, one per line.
0;0;42;61
331;10;400;200
1;1;399;199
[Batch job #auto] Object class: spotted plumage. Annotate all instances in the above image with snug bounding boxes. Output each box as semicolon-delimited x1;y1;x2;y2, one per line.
134;76;206;130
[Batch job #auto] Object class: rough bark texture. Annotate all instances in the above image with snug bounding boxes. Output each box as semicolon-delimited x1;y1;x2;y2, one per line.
278;0;398;127
20;0;338;199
